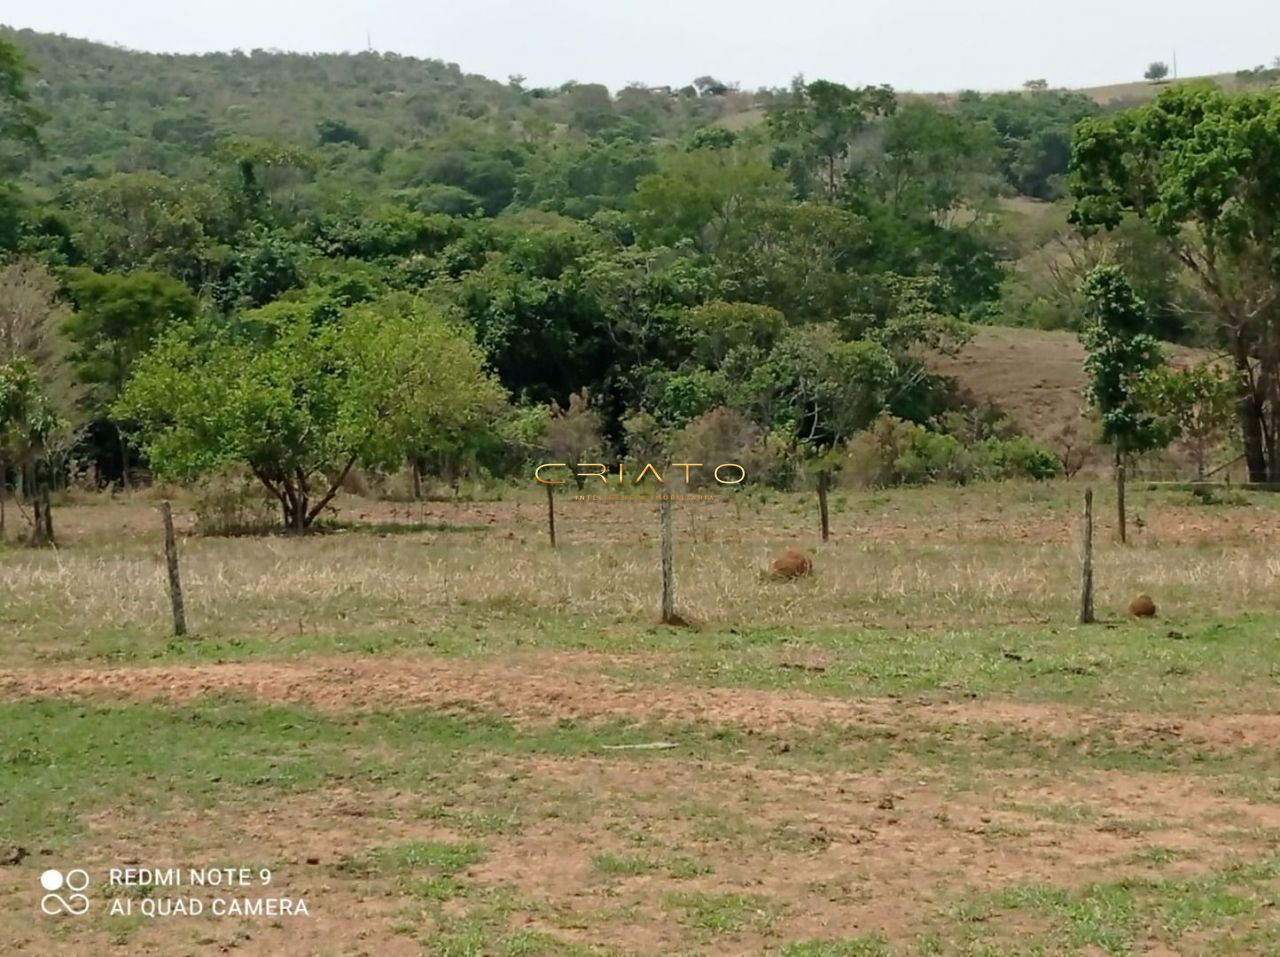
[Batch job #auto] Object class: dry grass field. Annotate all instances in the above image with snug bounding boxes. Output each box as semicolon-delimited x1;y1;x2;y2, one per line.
2;480;1280;956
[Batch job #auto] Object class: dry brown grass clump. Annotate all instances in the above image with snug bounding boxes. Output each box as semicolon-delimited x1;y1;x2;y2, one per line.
770;549;813;580
1128;593;1157;617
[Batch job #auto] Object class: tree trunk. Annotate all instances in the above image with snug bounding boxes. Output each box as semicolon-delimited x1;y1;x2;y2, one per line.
0;458;6;536
1115;448;1127;544
411;460;423;500
1235;352;1268;483
160;502;188;637
118;427;131;491
31;498;45;546
42;486;53;544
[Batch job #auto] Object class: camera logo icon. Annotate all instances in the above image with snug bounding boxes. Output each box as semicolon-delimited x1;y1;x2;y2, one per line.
40;869;91;916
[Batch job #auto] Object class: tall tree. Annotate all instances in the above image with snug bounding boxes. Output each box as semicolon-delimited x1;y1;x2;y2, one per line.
63;172;231;285
0;357;64;540
1079;266;1168;542
0;259;83;514
0;37;47;252
62;269;199;487
1069;85;1280;482
0;38;46;152
767;79;896;202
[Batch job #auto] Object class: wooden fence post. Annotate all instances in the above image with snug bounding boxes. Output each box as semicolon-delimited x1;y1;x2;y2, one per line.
160;501;188;637
545;482;557;548
817;469;831;543
660;490;676;624
1115;450;1127;544
1079;488;1094;624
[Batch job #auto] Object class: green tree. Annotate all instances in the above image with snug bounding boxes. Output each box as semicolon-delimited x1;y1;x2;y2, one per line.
954;88;1097;200
62;269;200;487
115;295;505;530
766;325;898;448
220;229;307;308
0;38;46;152
316;118;368;149
63;171;231;285
0;258;84;523
851;101;1001;222
1133;363;1238;480
0;357;65;541
1069;85;1280;482
0;37;47;252
767;78;896;202
1144;61;1170;82
515;136;657;218
630;147;787;251
1079;265;1169;542
215;136;316;227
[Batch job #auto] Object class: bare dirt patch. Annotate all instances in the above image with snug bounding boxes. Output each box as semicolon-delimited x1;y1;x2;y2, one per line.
2;754;1271;956
3;655;1280;752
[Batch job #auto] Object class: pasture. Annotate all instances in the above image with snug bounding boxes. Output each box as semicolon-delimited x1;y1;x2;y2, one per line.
2;480;1280;956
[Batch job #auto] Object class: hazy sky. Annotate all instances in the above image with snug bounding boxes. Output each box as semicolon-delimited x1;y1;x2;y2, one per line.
6;1;1280;93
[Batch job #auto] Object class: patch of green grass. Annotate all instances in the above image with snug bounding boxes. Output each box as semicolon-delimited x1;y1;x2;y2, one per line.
1119;844;1199;866
591;852;660;876
591;850;712;881
767;820;834;852
375;840;487;876
911;934;945;956
424;916;607;957
663;890;788;936
593;615;1280;717
4;694;1272;848
980;859;1280;953
666;856;714;879
1013;802;1099;824
337;839;487;902
420;803;525;836
775;936;891;956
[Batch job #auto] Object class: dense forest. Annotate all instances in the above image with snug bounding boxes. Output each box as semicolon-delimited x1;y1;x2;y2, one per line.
2;26;1279;532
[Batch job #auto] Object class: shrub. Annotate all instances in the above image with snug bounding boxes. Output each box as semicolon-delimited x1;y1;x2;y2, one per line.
843;415;1060;487
667;406;794;489
543;389;607;490
845;416;965;486
978;435;1062;480
192;467;278;536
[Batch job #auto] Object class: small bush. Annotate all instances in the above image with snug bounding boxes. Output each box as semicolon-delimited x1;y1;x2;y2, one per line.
843;415;1060;488
668;407;795;489
192;468;277;536
1189;485;1248;507
978;435;1062;480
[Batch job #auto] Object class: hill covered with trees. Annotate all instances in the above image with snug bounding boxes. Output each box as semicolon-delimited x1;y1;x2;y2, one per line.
2;27;1275;532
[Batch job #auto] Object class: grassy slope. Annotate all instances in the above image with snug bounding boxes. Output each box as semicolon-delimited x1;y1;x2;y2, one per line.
927;325;1215;470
